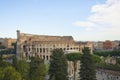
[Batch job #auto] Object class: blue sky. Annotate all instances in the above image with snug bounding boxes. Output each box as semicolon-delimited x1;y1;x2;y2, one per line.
0;0;120;41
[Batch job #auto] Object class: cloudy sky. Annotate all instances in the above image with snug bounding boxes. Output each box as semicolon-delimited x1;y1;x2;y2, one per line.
0;0;120;41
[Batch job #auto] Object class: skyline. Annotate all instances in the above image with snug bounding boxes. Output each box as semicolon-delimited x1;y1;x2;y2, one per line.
0;0;120;41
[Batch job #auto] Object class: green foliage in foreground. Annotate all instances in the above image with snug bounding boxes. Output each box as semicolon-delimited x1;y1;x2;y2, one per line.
66;52;81;61
29;57;47;80
12;55;30;80
0;56;47;80
94;50;120;57
96;63;120;71
18;60;30;79
49;49;68;80
92;54;102;64
0;66;22;80
80;47;97;80
0;60;11;68
116;58;120;64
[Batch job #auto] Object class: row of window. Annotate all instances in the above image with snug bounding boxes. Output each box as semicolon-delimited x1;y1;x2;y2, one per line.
34;47;81;53
23;45;82;53
33;44;73;47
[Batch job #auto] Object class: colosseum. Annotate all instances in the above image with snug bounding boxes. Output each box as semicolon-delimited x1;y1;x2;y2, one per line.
16;30;92;61
16;30;92;80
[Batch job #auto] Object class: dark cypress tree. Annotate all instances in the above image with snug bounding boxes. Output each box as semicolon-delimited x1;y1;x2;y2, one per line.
80;47;97;80
29;57;47;80
49;49;68;80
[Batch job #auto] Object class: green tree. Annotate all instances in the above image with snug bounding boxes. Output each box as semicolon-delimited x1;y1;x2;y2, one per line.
80;47;97;80
1;66;22;80
116;58;120;65
92;54;102;64
12;55;19;70
49;49;68;80
29;57;47;80
17;60;30;80
0;55;2;61
0;68;4;79
12;55;30;80
66;52;81;80
0;58;11;68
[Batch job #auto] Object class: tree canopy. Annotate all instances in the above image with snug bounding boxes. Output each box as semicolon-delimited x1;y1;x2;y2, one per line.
29;57;47;80
80;47;97;80
0;66;22;80
49;49;68;80
66;52;81;61
94;50;120;57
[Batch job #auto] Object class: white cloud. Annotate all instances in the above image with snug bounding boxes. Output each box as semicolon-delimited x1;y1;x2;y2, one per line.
72;21;95;27
86;27;94;31
88;0;120;26
73;0;120;40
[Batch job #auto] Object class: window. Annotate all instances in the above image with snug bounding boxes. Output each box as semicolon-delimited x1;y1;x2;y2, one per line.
60;48;62;50
46;56;48;60
23;45;26;52
53;44;55;48
29;48;31;51
43;48;45;53
40;48;42;53
43;55;45;60
67;44;69;47
67;48;69;50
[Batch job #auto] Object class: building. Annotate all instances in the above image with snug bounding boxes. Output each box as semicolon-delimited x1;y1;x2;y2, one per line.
16;30;92;79
0;38;5;46
4;38;16;48
92;41;103;51
16;30;92;61
16;30;93;80
103;40;113;50
0;38;16;49
112;40;120;50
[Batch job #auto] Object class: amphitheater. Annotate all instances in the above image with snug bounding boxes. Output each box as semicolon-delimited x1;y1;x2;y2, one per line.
16;30;92;61
16;30;92;80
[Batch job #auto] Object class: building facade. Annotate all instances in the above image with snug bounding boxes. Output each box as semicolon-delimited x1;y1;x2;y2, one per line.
103;40;113;50
112;41;120;50
4;38;16;48
16;30;92;80
16;30;92;61
0;38;16;48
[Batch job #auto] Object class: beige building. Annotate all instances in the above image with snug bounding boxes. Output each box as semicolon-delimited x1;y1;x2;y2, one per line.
112;41;120;50
16;30;92;80
4;38;16;48
92;41;103;51
0;38;16;48
16;30;92;60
